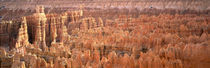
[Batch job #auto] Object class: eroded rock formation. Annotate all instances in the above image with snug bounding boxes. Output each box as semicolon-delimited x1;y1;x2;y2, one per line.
0;3;209;68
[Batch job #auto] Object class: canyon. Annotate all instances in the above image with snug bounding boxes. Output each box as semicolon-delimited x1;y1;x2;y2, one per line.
0;0;210;68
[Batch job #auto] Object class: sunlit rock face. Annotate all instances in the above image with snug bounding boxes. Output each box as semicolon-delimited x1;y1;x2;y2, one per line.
0;0;209;68
31;6;47;49
15;17;29;48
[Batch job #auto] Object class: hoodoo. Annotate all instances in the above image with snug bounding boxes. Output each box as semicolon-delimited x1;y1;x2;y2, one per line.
0;0;209;68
